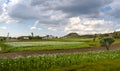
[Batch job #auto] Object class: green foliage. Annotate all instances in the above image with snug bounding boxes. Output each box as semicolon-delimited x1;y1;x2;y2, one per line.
51;38;93;42
50;58;120;71
0;37;6;42
100;37;115;50
0;50;120;71
31;32;34;37
29;36;42;40
112;31;120;38
5;42;90;52
93;34;97;42
0;42;12;53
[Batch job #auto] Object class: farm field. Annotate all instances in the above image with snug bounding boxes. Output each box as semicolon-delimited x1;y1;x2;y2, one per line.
2;38;120;52
0;50;120;71
1;0;120;71
4;41;91;52
0;38;120;71
0;38;96;52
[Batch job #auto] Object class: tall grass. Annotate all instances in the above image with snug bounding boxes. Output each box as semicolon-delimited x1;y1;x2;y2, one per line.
49;58;120;71
0;50;120;71
0;42;12;53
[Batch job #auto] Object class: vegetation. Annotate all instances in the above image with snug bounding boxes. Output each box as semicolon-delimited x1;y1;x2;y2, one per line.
0;32;120;71
5;41;90;52
31;32;34;37
113;31;120;38
93;34;97;42
49;58;120;71
0;50;120;71
1;37;120;52
100;37;115;50
0;37;6;42
0;42;12;53
29;36;42;40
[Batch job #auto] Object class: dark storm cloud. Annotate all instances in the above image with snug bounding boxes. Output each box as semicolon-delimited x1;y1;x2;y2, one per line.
7;0;113;20
56;0;103;15
108;0;120;19
110;9;120;18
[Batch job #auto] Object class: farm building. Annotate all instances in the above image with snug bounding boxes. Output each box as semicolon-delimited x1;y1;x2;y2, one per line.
18;36;29;40
42;35;55;39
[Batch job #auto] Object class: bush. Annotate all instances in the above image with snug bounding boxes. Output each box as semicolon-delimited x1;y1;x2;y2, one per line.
100;37;115;50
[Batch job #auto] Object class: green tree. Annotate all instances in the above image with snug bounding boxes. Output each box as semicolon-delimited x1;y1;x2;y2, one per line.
93;34;97;42
100;37;115;50
31;32;34;37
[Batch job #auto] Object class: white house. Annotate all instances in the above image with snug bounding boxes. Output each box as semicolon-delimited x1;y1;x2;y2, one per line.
42;35;55;39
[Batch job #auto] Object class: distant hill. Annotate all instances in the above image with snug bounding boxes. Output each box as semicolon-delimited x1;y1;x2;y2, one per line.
63;33;80;38
62;31;120;38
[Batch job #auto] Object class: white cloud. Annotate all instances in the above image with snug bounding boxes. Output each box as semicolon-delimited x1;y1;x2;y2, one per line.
0;0;119;37
0;13;19;23
34;20;39;26
30;20;39;30
1;0;113;24
30;20;43;30
0;1;20;23
48;27;57;31
0;0;6;13
0;26;7;30
30;27;42;31
108;0;120;18
65;17;115;35
30;27;36;30
50;11;67;21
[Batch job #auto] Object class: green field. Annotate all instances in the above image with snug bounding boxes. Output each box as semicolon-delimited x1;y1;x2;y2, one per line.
5;41;90;52
49;38;93;42
0;38;120;71
0;37;119;52
0;50;120;71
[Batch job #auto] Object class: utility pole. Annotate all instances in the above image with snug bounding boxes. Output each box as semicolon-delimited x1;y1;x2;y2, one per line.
7;33;9;38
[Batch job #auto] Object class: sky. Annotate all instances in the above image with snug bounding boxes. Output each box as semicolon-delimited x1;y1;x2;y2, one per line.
0;0;120;37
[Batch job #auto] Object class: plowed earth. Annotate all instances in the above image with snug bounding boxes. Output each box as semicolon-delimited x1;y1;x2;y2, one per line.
0;44;120;58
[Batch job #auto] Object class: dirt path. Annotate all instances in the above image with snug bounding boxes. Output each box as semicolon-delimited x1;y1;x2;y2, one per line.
0;44;120;58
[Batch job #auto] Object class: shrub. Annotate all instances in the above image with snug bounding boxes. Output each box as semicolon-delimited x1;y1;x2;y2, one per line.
100;37;115;50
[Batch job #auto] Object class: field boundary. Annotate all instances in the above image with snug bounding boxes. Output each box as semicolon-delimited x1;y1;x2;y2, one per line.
0;44;120;58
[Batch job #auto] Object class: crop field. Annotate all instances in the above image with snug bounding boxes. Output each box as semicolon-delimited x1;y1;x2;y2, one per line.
1;38;120;52
50;38;93;42
0;50;120;71
0;38;120;71
4;41;91;52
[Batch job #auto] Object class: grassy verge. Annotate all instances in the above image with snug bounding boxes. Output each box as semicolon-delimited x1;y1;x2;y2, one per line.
0;42;12;53
113;39;120;45
49;58;120;71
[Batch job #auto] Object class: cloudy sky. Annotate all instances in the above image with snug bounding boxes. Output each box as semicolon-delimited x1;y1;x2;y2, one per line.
0;0;120;37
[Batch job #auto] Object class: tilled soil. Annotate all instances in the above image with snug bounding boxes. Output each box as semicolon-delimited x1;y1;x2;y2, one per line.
0;44;120;58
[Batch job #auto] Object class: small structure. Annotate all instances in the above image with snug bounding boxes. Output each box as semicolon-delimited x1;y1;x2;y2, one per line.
18;36;29;40
42;35;55;39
